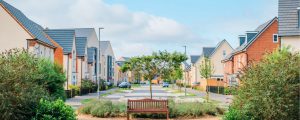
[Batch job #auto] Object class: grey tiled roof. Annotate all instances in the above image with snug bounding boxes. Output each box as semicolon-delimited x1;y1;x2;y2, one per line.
222;53;234;62
278;0;300;36
44;29;75;54
202;47;215;57
87;47;97;63
74;28;95;37
75;37;87;57
0;0;55;47
232;17;277;54
190;55;200;64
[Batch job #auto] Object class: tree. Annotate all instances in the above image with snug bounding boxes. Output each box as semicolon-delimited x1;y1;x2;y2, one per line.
121;51;187;99
199;57;214;102
0;49;69;119
224;47;300;120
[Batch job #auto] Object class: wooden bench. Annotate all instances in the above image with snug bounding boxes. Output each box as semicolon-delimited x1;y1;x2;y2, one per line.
127;99;169;120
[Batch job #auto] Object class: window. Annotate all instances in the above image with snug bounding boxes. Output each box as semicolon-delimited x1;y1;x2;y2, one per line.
273;34;278;43
223;50;226;58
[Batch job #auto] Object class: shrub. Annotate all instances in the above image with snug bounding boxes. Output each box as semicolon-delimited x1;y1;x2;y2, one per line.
81;79;96;90
36;60;66;101
168;99;222;118
80;99;126;117
225;48;300;120
0;49;49;119
69;85;80;96
224;86;238;95
0;49;67;119
80;99;223;119
33;99;76;120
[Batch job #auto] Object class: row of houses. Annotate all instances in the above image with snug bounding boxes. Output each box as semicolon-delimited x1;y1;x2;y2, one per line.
184;0;300;91
0;0;118;89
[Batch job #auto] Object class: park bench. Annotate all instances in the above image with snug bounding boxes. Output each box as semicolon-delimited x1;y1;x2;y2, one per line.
127;98;169;120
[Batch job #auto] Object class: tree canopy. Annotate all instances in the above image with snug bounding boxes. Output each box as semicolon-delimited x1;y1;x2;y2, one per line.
121;51;187;98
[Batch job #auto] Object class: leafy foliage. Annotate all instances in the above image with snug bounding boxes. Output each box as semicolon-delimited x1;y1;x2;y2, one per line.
33;99;76;120
121;51;187;98
0;49;67;119
36;60;66;100
80;99;223;118
199;57;214;79
81;79;97;90
199;57;214;101
0;49;49;119
80;99;126;117
225;48;300;120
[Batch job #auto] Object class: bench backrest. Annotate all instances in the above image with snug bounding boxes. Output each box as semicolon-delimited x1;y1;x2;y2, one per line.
127;99;168;110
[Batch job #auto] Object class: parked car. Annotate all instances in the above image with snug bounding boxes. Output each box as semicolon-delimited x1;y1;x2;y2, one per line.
118;82;131;88
105;81;113;87
191;82;200;89
162;82;169;87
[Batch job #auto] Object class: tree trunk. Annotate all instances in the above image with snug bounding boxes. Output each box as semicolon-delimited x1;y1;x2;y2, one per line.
150;79;153;99
206;79;210;102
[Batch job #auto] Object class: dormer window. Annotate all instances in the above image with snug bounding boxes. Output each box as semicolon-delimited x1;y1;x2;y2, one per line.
273;34;278;43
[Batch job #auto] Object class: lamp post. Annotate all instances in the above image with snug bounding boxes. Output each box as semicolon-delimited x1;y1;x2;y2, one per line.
98;27;104;99
183;45;187;96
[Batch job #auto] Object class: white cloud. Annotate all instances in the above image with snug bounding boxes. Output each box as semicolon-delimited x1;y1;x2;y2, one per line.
8;0;204;58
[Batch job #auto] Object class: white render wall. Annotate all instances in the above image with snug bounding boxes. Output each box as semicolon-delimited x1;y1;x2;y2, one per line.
0;5;54;61
210;41;233;77
281;36;300;52
0;6;29;51
100;42;116;83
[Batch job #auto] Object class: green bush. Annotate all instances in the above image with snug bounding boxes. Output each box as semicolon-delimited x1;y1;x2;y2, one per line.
168;99;222;118
225;48;300;120
0;49;67;119
80;99;126;117
81;79;96;90
0;49;49;119
224;86;238;95
33;99;76;120
36;60;66;101
80;99;223;119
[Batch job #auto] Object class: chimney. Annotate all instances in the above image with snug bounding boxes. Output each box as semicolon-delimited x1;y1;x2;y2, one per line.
246;31;258;43
238;35;246;46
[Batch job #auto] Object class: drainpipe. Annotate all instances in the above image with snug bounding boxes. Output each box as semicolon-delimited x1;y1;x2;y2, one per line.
66;54;69;90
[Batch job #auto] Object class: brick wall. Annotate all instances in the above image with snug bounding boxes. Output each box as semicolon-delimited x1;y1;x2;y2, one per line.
247;20;279;62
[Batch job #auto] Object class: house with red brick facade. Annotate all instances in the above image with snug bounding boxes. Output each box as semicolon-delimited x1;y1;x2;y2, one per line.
223;17;280;86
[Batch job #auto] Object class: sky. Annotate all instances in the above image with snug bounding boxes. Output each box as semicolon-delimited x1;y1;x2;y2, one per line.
8;0;278;58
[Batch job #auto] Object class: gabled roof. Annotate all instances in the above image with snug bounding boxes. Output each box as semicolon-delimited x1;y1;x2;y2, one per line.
44;29;75;54
0;0;55;48
183;61;191;71
74;28;95;38
100;41;110;51
190;55;200;64
202;47;215;57
87;47;97;63
209;39;233;58
278;0;300;36
232;17;278;54
100;41;115;56
75;37;87;57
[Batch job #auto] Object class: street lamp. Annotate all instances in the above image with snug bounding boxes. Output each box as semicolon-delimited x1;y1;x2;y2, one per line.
183;45;187;96
98;27;104;99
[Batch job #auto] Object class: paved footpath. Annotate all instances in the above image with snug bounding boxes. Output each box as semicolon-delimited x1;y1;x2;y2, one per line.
65;88;118;109
172;85;233;107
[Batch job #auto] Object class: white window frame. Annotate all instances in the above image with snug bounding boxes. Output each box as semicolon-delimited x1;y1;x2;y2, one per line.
273;34;278;43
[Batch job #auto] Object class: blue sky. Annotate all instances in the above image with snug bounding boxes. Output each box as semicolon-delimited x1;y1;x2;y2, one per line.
9;0;278;58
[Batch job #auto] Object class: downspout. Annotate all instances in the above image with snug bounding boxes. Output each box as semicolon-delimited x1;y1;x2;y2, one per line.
66;54;69;90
